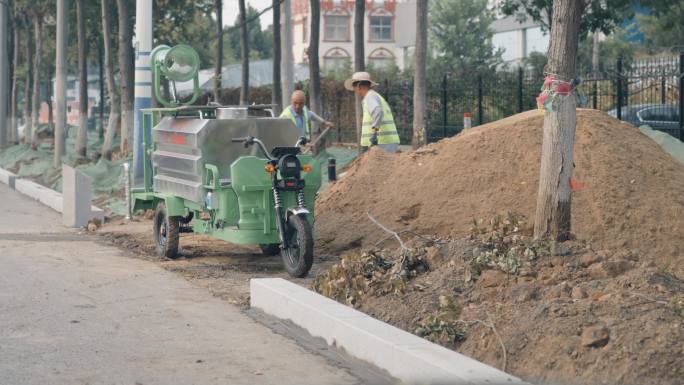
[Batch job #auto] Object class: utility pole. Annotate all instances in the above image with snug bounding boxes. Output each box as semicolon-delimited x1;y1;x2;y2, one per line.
272;0;282;114
281;0;293;109
133;0;153;185
54;0;68;167
0;1;9;148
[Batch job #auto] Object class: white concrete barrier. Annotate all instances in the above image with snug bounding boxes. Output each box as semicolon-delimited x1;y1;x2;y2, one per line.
63;165;98;227
15;179;63;212
0;168;17;188
9;169;104;224
251;278;528;385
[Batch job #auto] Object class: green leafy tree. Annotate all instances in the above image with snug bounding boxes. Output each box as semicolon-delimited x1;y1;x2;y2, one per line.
228;5;272;61
429;0;502;75
638;0;684;52
154;1;216;67
499;0;635;36
576;26;637;71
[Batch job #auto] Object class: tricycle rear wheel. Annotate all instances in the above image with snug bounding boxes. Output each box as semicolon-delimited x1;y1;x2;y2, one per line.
281;215;314;278
154;202;180;259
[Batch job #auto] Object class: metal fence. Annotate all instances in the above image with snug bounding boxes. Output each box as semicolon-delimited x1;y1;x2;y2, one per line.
207;54;683;143
316;53;683;143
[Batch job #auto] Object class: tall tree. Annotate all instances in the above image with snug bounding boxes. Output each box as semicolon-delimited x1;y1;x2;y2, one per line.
308;0;322;152
75;0;87;157
412;0;428;149
155;1;215;67
638;0;684;50
429;0;502;75
10;13;20;145
29;13;43;149
54;0;68;167
271;0;281;114
238;0;249;105
499;0;633;35
213;0;222;103
354;0;364;155
101;0;120;161
117;0;133;155
22;18;32;145
228;4;273;61
0;2;8;147
97;44;104;140
534;0;584;240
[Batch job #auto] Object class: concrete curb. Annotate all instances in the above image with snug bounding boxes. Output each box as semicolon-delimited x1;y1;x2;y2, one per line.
0;167;104;222
0;168;17;189
251;278;529;385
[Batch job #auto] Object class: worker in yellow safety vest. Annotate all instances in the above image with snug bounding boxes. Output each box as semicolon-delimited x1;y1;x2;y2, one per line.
344;71;400;152
279;90;333;139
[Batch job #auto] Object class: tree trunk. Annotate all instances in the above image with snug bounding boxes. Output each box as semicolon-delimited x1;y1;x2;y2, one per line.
354;0;364;155
591;30;600;77
101;0;120;161
272;0;282;114
98;43;104;140
213;0;222;103
46;65;53;133
54;0;68;167
30;15;42;149
238;0;249;105
117;0;134;155
280;0;293;108
23;19;32;145
0;4;8;148
308;0;322;154
10;18;20;144
533;0;583;241
75;0;88;157
412;0;428;149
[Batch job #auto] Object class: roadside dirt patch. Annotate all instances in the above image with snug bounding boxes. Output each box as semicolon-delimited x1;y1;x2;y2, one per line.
97;218;340;306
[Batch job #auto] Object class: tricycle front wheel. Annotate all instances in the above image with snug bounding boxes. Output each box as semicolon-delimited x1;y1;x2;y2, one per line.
281;215;314;278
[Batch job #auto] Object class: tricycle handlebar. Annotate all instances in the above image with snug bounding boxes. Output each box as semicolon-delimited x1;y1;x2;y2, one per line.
232;136;273;160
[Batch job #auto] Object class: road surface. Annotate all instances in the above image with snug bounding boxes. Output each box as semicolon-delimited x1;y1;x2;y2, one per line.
0;183;391;385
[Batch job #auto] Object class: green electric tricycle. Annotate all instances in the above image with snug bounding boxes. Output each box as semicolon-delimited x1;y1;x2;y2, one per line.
130;44;321;277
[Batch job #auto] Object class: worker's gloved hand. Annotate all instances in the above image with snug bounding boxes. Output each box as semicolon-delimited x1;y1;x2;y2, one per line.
370;129;379;146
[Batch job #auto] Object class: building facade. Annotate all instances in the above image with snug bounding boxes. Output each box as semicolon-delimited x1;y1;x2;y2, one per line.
491;15;549;64
290;0;416;72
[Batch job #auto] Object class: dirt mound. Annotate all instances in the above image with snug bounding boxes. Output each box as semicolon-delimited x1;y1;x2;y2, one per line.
315;109;684;273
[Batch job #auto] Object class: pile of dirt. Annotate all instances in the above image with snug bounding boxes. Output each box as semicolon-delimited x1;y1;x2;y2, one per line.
312;214;684;385
315;109;684;274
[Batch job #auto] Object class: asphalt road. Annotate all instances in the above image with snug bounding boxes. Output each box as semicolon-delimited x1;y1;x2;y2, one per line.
0;183;391;385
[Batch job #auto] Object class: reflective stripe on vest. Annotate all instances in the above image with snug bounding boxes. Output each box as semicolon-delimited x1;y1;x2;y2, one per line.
279;106;310;137
361;91;400;146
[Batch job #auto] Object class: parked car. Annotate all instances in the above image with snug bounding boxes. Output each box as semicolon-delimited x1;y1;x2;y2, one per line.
607;104;681;138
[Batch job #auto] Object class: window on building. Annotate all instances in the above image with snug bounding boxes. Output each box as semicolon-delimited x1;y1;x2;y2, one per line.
325;15;349;41
368;48;395;70
323;47;351;73
370;16;392;41
324;57;351;72
368;57;393;69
